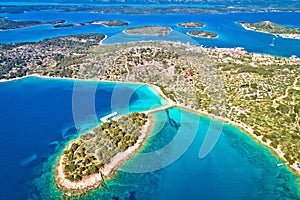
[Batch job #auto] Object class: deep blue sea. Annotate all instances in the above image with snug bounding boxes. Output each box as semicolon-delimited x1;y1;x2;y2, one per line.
0;77;165;200
1;11;300;57
0;8;300;200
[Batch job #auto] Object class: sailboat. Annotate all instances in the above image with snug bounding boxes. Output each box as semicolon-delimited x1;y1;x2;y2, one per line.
270;37;275;46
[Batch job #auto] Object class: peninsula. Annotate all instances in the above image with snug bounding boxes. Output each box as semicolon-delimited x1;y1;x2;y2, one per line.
55;112;150;194
178;22;204;28
0;19;65;30
187;30;218;38
53;20;129;29
238;20;300;40
124;26;171;36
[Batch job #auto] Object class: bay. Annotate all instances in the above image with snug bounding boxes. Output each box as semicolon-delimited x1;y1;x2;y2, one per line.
0;76;164;200
1;11;300;57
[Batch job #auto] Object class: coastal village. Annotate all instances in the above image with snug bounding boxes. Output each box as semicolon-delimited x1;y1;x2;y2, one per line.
1;33;300;194
79;40;300;179
0;34;105;79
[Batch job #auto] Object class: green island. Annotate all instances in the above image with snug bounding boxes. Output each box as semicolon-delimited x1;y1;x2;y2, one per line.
238;20;300;39
0;19;65;30
178;22;204;28
124;26;171;36
1;34;300;194
187;30;218;38
53;20;129;28
55;112;149;194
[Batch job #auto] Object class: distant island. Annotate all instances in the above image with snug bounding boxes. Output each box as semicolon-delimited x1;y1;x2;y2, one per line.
53;20;129;28
55;112;150;194
238;20;300;40
124;26;171;36
187;30;218;38
0;19;65;30
178;22;204;28
2;4;300;15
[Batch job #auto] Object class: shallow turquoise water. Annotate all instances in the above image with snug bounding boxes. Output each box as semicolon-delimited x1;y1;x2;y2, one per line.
31;107;300;199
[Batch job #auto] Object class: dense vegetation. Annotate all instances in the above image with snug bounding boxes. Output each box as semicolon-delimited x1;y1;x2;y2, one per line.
124;26;171;36
62;112;148;181
219;61;300;165
187;30;218;38
63;141;101;181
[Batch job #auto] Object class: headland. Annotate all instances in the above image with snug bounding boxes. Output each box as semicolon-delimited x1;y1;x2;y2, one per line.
238;20;300;40
53;20;129;29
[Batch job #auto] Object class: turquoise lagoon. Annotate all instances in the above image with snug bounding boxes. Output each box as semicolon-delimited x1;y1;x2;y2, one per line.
0;77;299;199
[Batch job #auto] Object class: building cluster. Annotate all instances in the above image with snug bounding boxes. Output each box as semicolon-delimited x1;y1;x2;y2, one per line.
203;47;300;66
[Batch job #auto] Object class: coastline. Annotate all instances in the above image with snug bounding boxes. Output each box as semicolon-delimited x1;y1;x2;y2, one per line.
55;115;153;193
0;74;154;87
55;154;103;193
147;84;175;106
1;74;300;177
276;33;300;40
239;23;300;40
175;104;300;176
99;34;107;45
102;117;152;177
2;74;300;177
